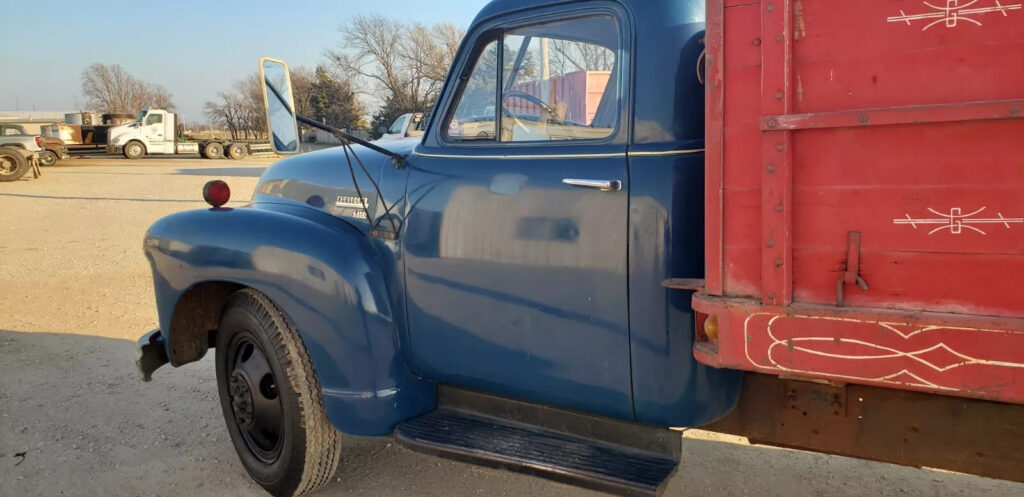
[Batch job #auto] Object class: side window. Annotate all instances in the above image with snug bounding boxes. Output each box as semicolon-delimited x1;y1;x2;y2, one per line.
388;114;410;135
3;127;18;136
500;16;619;142
445;40;499;141
145;114;163;126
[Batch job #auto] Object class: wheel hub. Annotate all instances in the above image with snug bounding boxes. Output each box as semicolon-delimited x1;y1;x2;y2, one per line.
229;370;255;428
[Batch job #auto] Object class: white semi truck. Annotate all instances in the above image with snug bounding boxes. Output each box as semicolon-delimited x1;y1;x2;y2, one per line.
106;107;258;159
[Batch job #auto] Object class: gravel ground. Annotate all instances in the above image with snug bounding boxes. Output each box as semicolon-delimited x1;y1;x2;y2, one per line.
1;156;1021;497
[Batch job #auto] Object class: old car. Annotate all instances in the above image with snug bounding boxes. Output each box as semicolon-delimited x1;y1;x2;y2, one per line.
0;123;69;166
136;1;1024;496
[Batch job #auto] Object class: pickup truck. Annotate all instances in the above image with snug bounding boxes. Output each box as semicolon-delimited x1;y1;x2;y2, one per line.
0;123;69;166
375;112;427;142
0;133;43;181
137;1;1024;496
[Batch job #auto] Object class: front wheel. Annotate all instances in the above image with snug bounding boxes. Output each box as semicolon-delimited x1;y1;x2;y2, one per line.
215;289;342;497
123;141;145;159
0;147;29;182
39;150;58;166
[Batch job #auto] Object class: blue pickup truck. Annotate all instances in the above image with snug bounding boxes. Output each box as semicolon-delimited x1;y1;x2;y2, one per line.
135;0;1024;495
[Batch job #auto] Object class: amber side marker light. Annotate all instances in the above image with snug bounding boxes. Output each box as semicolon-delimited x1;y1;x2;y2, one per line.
703;314;719;342
203;180;231;208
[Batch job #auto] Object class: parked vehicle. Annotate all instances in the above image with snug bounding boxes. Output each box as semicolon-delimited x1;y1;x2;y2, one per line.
375;112;427;142
136;1;1024;496
0;134;42;181
106;107;255;159
0;123;69;166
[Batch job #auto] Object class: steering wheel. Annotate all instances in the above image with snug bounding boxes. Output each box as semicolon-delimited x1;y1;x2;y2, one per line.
502;90;563;124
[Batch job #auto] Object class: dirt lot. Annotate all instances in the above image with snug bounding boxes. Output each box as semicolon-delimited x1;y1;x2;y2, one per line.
1;156;1021;497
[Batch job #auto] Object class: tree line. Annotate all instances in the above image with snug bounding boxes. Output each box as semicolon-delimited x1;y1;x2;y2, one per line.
80;15;465;140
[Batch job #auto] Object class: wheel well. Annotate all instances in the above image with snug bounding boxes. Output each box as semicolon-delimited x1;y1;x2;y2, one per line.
0;144;26;149
167;281;243;366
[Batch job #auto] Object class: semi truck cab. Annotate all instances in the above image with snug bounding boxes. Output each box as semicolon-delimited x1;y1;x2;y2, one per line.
107;107;250;160
136;1;1024;496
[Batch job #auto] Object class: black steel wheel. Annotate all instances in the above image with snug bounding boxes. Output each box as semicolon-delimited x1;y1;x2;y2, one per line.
204;141;224;159
39;150;58;166
0;147;29;182
215;289;342;497
123;141;145;159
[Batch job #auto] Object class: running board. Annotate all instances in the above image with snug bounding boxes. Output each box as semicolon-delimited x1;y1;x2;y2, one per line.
394;387;680;497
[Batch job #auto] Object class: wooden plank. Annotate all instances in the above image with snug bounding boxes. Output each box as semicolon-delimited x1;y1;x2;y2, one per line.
705;0;727;295
764;99;1024;130
759;0;794;306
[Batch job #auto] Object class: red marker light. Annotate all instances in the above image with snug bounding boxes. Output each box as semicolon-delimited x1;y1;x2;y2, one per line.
203;180;230;208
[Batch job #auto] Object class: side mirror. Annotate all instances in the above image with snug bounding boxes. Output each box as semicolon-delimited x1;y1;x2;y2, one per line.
259;57;300;154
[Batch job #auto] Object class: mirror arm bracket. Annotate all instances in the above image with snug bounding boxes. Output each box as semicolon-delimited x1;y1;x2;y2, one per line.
295;114;406;168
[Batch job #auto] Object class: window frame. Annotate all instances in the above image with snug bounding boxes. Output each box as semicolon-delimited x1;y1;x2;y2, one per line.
435;4;630;149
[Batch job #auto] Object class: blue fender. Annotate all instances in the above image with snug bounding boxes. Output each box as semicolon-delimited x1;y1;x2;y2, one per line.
144;203;435;436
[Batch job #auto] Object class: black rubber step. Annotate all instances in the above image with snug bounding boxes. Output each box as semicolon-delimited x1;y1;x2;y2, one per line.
395;409;678;497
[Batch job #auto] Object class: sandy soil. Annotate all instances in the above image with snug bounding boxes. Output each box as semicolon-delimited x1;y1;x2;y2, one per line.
1;156;1021;497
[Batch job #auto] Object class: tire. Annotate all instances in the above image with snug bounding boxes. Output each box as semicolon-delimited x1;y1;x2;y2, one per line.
204;142;224;159
215;289;341;497
123;141;145;159
0;147;29;182
227;142;247;160
39;150;58;166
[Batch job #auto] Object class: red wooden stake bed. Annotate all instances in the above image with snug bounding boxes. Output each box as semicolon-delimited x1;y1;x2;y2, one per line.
696;0;1024;404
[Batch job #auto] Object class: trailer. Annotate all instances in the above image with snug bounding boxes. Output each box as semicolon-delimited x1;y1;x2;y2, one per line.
105;107;265;159
686;0;1024;478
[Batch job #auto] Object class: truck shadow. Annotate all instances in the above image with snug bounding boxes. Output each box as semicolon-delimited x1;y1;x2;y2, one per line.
174;167;267;177
1;330;1019;497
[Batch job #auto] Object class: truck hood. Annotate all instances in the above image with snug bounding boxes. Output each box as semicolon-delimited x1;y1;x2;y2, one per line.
106;123;140;145
252;138;418;221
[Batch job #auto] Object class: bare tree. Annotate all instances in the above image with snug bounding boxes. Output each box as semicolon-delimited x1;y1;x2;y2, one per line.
328;15;465;136
81;63;176;114
328;15;465;117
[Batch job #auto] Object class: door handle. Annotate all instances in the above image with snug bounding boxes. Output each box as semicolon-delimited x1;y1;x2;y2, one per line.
562;178;622;192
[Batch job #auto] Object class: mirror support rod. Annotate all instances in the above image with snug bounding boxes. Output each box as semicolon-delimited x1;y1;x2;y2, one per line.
295;115;406;168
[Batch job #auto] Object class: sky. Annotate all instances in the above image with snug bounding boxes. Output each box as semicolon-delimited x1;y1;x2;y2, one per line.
0;0;489;123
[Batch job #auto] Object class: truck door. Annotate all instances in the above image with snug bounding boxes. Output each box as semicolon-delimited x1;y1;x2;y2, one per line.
142;112;166;153
404;10;634;419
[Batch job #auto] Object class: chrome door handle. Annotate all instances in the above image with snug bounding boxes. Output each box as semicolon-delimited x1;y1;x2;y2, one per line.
562;178;622;192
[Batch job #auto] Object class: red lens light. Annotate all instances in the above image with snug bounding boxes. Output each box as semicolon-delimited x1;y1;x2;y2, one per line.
34;136;42;147
203;180;230;208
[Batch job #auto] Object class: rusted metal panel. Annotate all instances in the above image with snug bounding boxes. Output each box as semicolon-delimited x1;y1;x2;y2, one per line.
704;373;1024;484
661;278;706;291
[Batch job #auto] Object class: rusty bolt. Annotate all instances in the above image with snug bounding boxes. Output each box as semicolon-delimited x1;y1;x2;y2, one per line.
775;203;784;212
766;3;775;12
1010;104;1022;116
858;113;870;124
766;165;776;173
775;91;784;100
766;119;778;128
752;37;762;46
766;291;776;300
776;33;784;42
775;258;783;268
776;143;785;151
766;239;775;248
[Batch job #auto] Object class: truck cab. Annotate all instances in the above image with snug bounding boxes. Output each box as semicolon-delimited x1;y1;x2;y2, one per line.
107;107;248;159
137;1;1024;496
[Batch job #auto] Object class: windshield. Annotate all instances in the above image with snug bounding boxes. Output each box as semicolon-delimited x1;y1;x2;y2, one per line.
388;114;409;134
